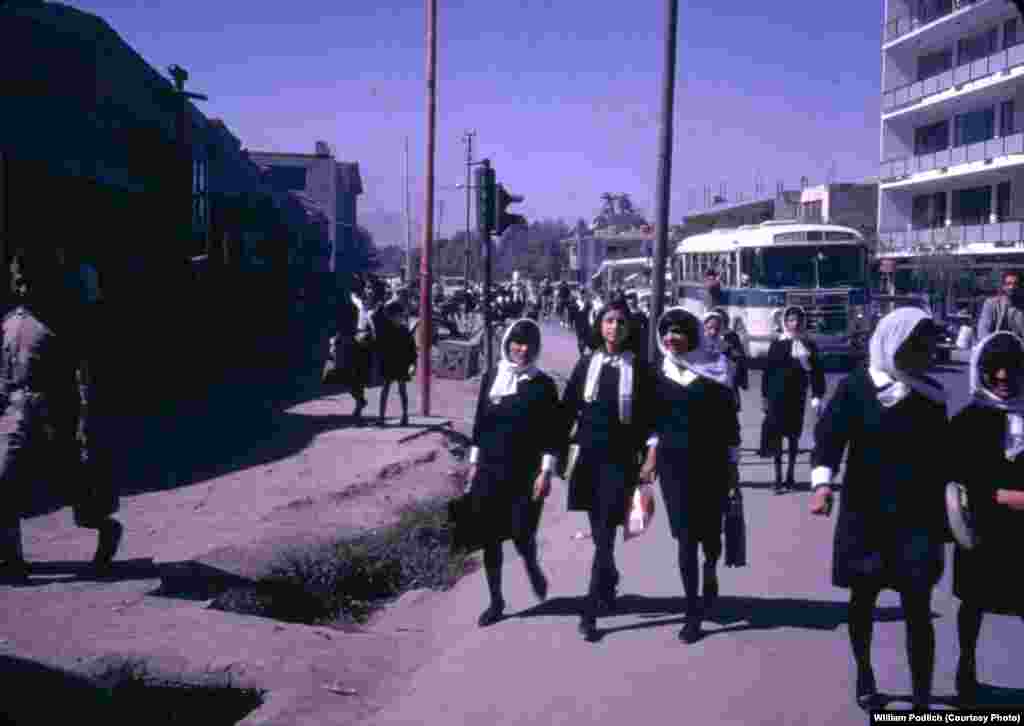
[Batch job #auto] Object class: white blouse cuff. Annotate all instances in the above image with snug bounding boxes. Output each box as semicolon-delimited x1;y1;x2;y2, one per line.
541;454;556;473
728;446;739;464
646;435;660;448
469;447;481;465
811;466;834;488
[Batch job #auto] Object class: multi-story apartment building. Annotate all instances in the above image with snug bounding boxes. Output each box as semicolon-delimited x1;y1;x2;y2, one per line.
878;0;1024;300
248;144;363;280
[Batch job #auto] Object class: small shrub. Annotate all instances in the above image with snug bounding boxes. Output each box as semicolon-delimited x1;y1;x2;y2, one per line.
212;496;477;626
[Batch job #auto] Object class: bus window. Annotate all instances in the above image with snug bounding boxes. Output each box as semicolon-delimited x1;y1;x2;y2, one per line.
806;231;823;241
741;248;759;286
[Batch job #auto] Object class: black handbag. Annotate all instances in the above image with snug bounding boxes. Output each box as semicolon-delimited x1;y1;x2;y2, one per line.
447;493;487;553
724;487;747;567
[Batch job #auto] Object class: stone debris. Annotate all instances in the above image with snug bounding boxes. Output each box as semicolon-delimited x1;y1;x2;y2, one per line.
324;682;358;696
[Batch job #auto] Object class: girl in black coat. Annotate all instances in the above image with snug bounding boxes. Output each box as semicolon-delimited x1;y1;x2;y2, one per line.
561;298;655;640
948;331;1024;703
641;308;740;644
810;308;949;711
373;302;417;427
467;318;561;627
761;305;826;493
703;308;749;410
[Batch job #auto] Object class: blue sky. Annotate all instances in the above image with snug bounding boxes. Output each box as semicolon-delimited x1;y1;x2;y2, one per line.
71;0;884;243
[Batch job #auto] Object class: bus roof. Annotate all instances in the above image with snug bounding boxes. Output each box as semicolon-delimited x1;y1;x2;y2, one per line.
674;222;864;255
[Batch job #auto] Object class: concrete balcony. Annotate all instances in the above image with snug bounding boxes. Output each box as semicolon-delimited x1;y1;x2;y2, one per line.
882;44;1024;115
880;132;1024;184
883;0;986;46
878;220;1024;253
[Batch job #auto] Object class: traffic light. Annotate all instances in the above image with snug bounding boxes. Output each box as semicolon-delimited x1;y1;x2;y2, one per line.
475;161;495;237
494;184;526;236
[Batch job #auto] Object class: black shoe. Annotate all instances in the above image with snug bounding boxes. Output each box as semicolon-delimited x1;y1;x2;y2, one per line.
773;484;786;495
526;563;548;602
595;595;616;616
0;560;29;585
855;667;881;711
679;617;701;644
956;663;979;706
578;615;598;641
92;520;123;567
703;574;719;613
477;601;505;627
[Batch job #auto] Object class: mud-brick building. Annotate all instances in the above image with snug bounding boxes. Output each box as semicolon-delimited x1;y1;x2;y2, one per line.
0;1;334;409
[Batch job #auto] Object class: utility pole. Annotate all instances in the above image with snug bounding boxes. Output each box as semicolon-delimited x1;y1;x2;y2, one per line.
463;130;476;286
649;0;679;362
404;137;412;285
418;0;437;416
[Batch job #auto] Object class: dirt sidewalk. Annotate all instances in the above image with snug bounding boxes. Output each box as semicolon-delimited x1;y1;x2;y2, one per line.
0;323;496;725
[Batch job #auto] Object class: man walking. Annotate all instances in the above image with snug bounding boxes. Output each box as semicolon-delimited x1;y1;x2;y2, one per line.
976;270;1024;340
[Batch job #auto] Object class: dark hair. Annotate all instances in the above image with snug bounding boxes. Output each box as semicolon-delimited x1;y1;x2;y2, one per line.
658;308;700;353
589;298;633;351
1004;270;1021;284
978;333;1024;375
383;301;404;318
506;319;540;349
705;269;718;278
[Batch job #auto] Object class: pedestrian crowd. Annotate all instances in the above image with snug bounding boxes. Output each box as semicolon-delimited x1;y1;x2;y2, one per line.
462;290;1024;712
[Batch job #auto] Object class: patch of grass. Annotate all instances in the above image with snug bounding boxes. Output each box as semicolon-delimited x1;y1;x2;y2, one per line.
210;496;477;625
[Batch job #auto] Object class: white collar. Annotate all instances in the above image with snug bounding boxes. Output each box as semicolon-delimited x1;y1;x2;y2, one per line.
868;368;893;388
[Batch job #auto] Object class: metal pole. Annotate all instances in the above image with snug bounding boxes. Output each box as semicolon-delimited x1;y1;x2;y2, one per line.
464;131;475;286
480;161;493;372
649;0;679;363
419;0;437;417
404;137;412;285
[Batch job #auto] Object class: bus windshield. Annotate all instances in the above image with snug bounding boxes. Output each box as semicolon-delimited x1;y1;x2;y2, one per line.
756;245;864;289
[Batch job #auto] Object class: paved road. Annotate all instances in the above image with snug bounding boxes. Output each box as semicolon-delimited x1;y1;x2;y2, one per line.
365;322;1024;725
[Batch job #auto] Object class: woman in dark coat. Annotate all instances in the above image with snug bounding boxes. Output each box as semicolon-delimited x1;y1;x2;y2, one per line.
373;301;417;427
810;308;950;711
761;305;826;493
948;331;1024;703
641;308;740;643
561;298;655;640
703;308;749;410
467;318;560;627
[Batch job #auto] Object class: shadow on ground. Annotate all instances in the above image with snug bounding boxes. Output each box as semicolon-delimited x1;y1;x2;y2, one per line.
512;594;919;644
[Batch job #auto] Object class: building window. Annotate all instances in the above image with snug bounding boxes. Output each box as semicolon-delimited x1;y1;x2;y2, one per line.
952;185;992;226
913;192;947;229
800;200;823;222
954;108;995;147
1001;100;1015;136
914;120;950;155
917;48;952;81
997;181;1012;220
1005;18;1018;49
957;26;998;65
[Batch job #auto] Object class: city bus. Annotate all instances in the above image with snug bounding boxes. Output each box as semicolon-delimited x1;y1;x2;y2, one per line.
673;221;872;359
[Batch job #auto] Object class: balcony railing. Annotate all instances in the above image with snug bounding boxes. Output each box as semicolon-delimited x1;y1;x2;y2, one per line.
880;132;1024;181
884;0;981;44
882;43;1024;113
877;220;1024;253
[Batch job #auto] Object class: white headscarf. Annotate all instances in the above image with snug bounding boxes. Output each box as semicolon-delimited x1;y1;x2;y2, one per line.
702;309;726;356
868;308;947;408
488;318;542;401
969;331;1024;459
779;305;811;372
582;304;634;423
657;307;733;388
